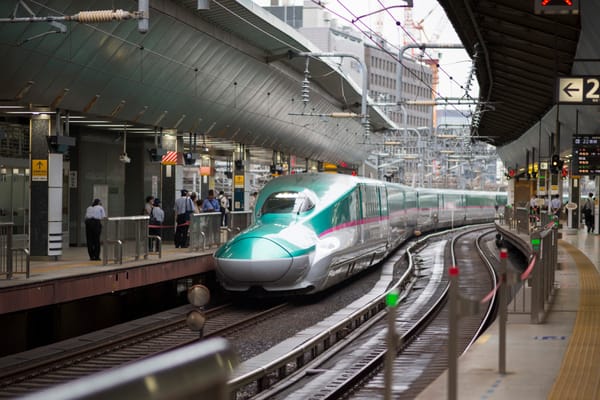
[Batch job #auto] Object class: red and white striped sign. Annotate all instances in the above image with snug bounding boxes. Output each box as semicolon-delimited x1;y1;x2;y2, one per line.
161;151;179;165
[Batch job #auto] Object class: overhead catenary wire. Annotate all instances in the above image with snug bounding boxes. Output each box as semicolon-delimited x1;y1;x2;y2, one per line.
312;1;475;119
374;0;476;103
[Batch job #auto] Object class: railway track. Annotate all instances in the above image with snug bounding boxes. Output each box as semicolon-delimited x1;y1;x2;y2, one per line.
0;225;505;399
0;302;290;398
234;225;500;400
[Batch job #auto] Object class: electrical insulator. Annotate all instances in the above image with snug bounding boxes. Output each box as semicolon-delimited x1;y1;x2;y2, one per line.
301;57;311;107
301;77;310;106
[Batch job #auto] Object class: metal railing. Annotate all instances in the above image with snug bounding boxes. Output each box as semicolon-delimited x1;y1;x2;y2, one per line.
0;222;30;279
101;216;155;265
515;207;530;234
503;206;515;230
188;211;252;251
528;221;558;324
96;211;252;264
188;212;221;251
500;217;559;323
23;338;238;400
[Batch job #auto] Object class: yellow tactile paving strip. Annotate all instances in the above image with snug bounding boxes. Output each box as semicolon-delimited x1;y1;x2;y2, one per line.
548;240;600;400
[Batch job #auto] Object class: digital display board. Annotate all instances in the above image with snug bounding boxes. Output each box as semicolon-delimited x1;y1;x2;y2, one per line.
573;135;600;175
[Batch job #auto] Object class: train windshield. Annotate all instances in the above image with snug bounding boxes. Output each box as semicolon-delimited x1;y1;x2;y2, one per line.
261;191;315;214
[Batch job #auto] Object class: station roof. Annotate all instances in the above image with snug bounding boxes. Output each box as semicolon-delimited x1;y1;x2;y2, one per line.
438;0;581;148
177;0;391;130
0;1;393;166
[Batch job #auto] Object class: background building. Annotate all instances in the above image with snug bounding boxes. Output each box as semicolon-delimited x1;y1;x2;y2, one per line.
263;0;501;190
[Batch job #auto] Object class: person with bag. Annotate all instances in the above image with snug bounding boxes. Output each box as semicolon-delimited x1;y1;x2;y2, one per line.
149;198;164;251
174;189;194;248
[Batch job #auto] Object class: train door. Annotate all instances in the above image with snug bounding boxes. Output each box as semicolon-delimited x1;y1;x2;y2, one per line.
378;185;389;241
358;184;366;244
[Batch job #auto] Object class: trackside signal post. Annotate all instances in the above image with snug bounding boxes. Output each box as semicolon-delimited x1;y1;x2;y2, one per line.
498;248;508;374
448;266;480;400
384;289;400;400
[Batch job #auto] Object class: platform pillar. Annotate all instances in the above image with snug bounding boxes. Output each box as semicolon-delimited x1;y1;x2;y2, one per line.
30;114;63;259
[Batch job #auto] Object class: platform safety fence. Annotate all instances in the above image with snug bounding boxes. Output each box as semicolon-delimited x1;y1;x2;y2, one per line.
0;222;30;279
100;212;254;265
502;217;558;324
528;220;558;324
515;207;530;234
188;211;252;251
101;216;151;265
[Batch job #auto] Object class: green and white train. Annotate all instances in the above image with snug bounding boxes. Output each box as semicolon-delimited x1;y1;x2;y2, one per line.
214;173;506;295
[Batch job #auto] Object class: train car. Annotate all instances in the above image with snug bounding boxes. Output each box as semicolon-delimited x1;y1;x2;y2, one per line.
214;173;506;295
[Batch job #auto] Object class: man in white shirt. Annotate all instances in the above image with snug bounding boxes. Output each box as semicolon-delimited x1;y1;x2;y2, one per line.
174;190;193;248
550;195;562;218
85;198;106;261
219;191;229;227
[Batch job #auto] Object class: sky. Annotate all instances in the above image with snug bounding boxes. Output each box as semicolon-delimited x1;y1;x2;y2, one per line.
252;0;478;100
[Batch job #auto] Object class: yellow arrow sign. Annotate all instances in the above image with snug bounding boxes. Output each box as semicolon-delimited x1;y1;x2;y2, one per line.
32;159;48;181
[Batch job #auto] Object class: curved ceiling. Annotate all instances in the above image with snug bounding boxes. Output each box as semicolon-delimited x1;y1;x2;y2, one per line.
438;0;581;148
0;0;392;165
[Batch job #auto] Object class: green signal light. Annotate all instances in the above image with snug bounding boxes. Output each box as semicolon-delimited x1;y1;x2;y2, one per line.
386;290;400;307
531;238;541;245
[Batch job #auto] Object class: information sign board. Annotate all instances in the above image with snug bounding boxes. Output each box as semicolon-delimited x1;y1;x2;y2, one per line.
573;135;600;175
557;77;600;104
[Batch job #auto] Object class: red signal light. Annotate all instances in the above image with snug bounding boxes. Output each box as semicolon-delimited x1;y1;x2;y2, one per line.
535;0;579;14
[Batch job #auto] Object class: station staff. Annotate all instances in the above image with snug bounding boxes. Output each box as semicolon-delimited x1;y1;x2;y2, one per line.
85;199;106;261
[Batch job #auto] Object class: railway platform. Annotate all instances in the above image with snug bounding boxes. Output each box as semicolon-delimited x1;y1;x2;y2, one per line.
417;225;600;399
0;245;215;315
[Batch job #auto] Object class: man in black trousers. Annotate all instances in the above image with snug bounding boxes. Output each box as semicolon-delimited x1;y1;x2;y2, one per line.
174;189;193;247
85;198;106;260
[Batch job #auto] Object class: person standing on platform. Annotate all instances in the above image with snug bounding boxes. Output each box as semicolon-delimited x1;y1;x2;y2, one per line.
144;195;154;216
174;189;194;248
149;198;164;251
202;189;220;213
249;191;258;210
85;198;106;261
219;190;230;227
190;192;200;214
583;193;594;233
551;195;562;219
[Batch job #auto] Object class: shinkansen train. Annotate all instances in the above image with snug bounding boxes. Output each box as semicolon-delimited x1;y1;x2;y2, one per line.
214;173;506;295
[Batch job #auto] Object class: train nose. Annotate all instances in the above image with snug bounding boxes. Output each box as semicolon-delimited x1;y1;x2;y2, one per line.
215;237;294;282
